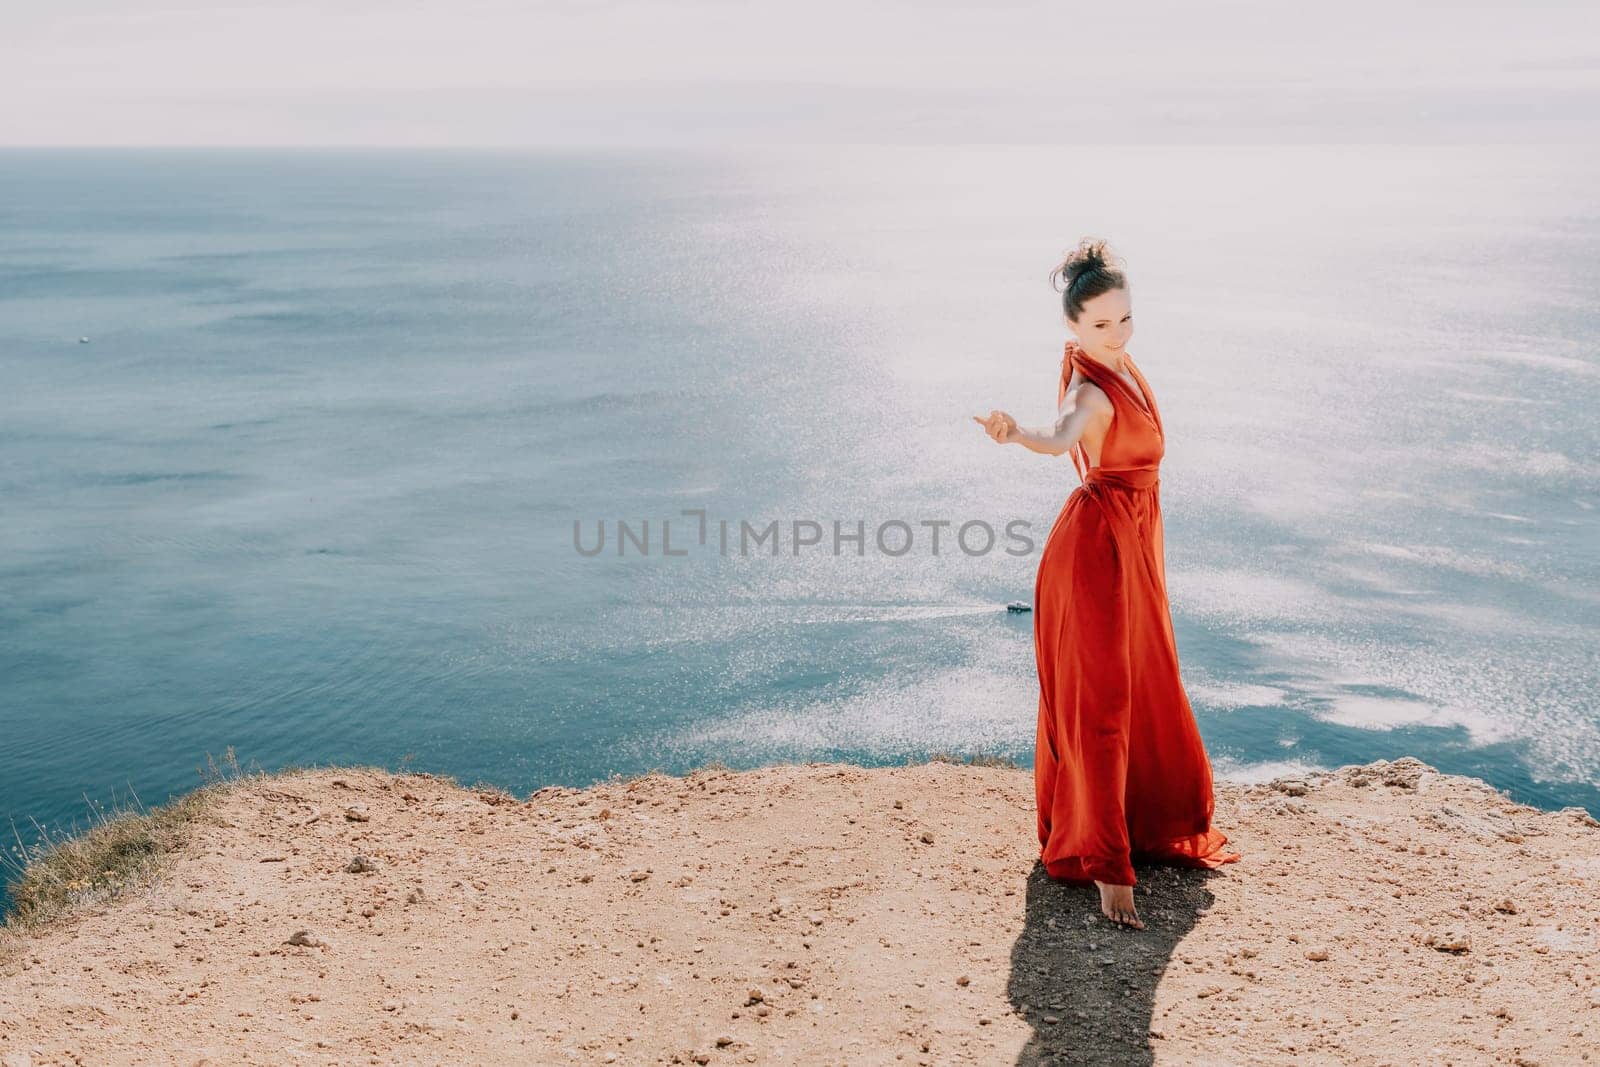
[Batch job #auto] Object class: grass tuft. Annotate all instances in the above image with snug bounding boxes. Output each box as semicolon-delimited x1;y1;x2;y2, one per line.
0;747;262;945
0;745;449;959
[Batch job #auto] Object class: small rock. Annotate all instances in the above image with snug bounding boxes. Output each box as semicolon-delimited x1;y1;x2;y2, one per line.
1379;757;1432;790
1272;779;1310;797
1305;948;1330;961
955;975;970;987
715;1035;734;1047
1559;806;1600;828
344;855;374;873
919;831;934;844
1493;899;1518;914
344;805;370;822
1422;931;1471;954
284;930;324;948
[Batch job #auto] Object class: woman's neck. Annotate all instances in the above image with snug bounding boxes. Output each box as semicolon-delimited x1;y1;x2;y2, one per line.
1079;346;1129;376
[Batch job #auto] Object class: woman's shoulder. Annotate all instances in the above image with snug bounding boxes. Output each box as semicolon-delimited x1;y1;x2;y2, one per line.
1060;339;1097;374
1058;340;1109;415
1061;368;1113;413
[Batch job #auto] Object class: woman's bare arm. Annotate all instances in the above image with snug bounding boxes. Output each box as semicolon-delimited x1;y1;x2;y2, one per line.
974;381;1111;457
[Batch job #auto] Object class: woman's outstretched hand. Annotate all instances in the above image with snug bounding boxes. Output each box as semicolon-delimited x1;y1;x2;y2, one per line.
973;410;1018;444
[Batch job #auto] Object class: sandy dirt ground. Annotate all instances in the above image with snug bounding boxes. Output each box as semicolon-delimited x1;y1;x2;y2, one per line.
2;756;1599;1066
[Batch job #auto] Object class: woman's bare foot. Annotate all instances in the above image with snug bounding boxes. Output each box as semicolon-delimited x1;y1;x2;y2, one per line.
1093;879;1146;929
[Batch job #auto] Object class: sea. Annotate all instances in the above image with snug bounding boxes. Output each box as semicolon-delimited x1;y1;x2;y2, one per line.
2;144;1596;916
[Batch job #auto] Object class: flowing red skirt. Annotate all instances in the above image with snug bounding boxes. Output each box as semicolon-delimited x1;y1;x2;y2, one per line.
1033;473;1241;886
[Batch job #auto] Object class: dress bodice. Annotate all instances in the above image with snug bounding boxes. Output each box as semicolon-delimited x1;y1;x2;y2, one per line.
1057;340;1165;490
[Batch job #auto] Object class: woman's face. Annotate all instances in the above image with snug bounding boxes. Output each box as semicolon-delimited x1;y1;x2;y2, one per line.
1067;286;1134;361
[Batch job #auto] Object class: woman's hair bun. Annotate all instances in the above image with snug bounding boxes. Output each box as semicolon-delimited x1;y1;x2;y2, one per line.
1049;237;1117;294
1048;237;1127;321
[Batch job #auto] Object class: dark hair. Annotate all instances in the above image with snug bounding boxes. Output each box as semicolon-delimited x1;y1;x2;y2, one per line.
1048;238;1127;323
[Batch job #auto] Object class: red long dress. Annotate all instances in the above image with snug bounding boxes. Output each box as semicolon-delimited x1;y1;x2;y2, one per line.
1033;339;1240;886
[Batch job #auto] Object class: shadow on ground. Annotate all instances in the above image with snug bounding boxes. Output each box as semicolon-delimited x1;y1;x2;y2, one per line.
1006;861;1223;1066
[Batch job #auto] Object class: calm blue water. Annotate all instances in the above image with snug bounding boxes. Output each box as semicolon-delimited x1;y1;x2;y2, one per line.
2;145;1597;916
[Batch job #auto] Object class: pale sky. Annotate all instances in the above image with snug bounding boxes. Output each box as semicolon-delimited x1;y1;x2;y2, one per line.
5;0;1597;145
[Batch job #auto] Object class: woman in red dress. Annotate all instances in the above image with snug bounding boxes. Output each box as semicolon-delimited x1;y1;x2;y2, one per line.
973;238;1240;930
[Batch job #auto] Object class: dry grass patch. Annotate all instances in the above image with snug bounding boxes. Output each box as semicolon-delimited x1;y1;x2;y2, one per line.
0;747;398;955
